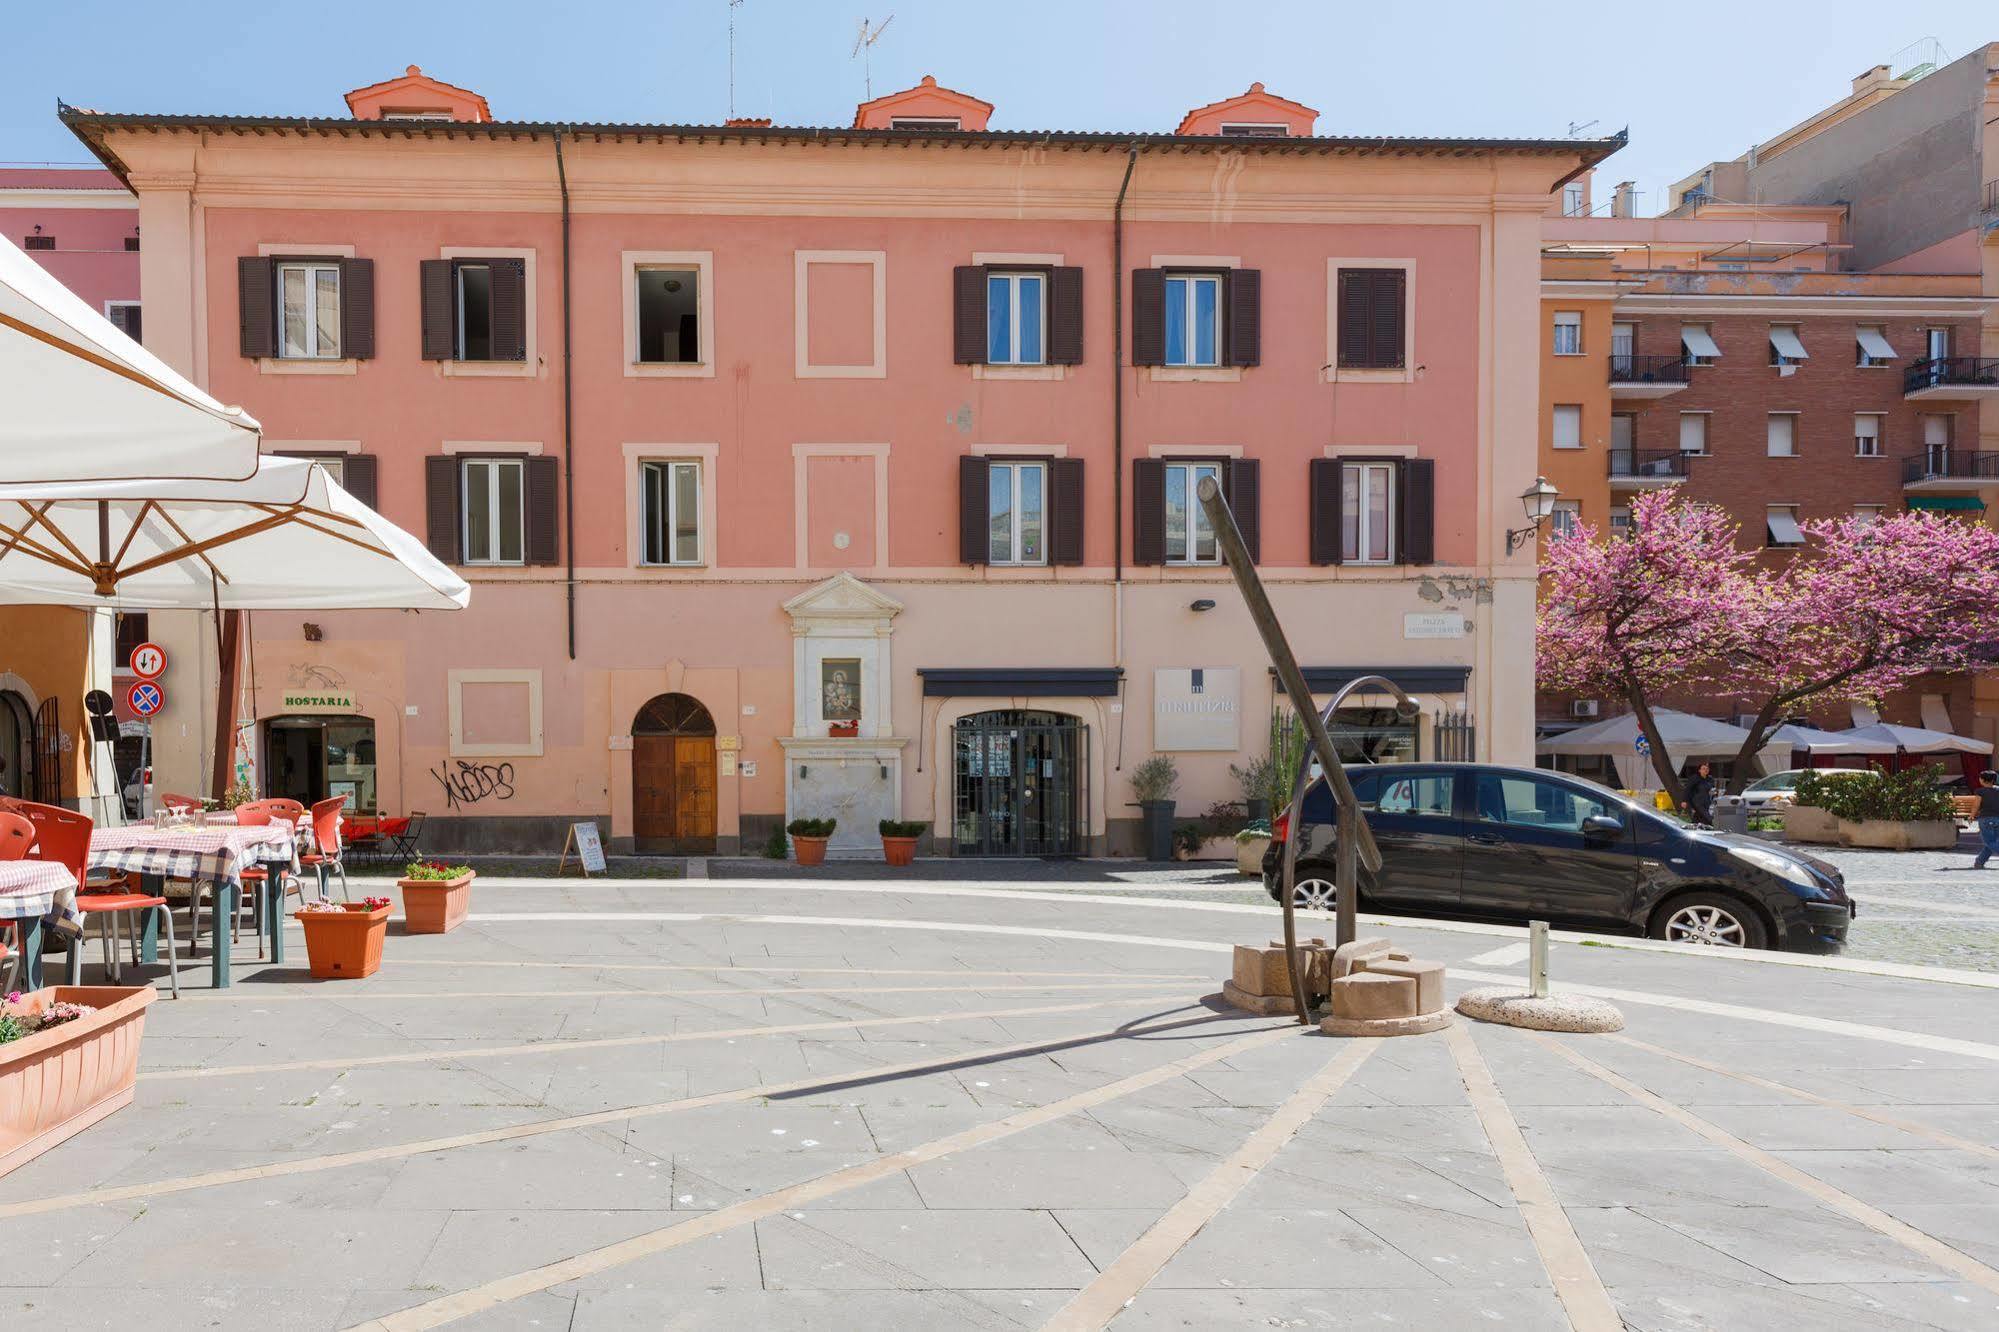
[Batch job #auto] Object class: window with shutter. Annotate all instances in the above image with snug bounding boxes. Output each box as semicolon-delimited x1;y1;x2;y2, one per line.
339;258;375;359
340;454;378;509
1225;270;1261;367
238;256;277;359
419;260;454;360
1048;267;1084;366
958;456;990;564
1130;269;1166;367
986;272;1047;365
1224;458;1261;562
1160;460;1224;564
105;302;142;345
952;266;987;365
1336;267;1407;370
1131;458;1166;565
525;456;559;565
424;456;461;562
1049;457;1084;564
276;261;342;359
1162;274;1223;367
430;257;529;362
1309;458;1343;565
984;461;1048;564
1398;458;1435;565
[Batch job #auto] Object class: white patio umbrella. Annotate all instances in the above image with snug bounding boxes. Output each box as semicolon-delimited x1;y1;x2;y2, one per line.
0;455;467;609
1839;723;1993;757
1765;723;1900;756
1;235;261;483
1540;708;1776;788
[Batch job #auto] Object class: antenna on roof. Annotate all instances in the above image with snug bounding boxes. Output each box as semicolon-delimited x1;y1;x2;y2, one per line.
1566;119;1599;138
728;0;746;120
851;14;894;99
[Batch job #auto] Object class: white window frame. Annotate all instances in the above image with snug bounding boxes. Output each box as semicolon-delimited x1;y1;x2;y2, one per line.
277;261;341;360
985;271;1048;366
986;460;1049;566
1852;504;1885;527
1164;273;1223;368
1610;321;1635;359
1164;461;1224;565
889;116;960;130
638;459;703;567
1562;183;1586;217
1854;414;1884;457
1856;325;1894;367
1551;404;1583;450
1341;461;1398;566
104;300;141;341
632;266;703;366
461;457;526;567
1552;311;1583;356
1678;412;1709;456
1766;412;1797;458
1926;327;1953;361
1681;323;1720;365
1766;505;1805;548
1549;500;1582;540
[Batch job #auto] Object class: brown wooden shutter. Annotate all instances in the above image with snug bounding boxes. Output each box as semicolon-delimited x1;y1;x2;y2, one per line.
237;256;276;358
1337;268;1407;370
424;456;461;562
341;454;378;509
419;260;454;360
1050;458;1084;564
958;455;990;564
1310;458;1344;565
1336;270;1369;368
1130;269;1166;366
1131;458;1166;565
1370;269;1407;370
339;258;375;359
1224;458;1261;563
1225;269;1261;367
953;266;987;364
525;455;559;565
1398;457;1434;565
1048;266;1084;365
490;258;528;362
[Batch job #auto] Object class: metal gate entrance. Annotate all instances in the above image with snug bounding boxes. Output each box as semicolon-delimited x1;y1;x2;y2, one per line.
952;710;1087;856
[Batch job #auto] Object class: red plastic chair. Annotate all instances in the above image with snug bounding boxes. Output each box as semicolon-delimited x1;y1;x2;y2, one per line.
0;811;31;861
12;802;181;1001
155;792;204;814
230;802;306;956
299;795;350;901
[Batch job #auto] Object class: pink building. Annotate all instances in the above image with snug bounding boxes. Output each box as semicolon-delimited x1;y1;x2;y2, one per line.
63;70;1617;855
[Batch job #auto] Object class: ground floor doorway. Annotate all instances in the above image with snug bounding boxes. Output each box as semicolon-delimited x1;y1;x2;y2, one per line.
952;710;1087;856
265;716;378;811
632;693;717;853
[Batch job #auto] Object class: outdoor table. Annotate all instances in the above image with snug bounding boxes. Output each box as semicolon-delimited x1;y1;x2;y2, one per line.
1;859;80;989
85;822;299;988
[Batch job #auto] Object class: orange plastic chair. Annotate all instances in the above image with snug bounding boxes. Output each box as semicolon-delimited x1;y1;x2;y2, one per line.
229;802;305;956
0;812;31;861
300;795;350;901
11;803;181;1000
155;792;204;814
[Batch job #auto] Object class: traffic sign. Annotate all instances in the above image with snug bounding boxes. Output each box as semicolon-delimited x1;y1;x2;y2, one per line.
1633;735;1651;756
129;641;168;679
127;680;165;718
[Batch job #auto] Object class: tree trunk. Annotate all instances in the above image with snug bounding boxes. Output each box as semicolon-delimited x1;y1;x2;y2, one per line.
1625;682;1686;806
1726;699;1785;794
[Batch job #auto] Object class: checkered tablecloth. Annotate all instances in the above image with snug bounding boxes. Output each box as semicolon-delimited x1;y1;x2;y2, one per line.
0;861;81;918
86;823;299;897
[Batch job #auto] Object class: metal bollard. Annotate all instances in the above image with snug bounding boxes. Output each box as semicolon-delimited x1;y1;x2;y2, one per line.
1528;920;1549;999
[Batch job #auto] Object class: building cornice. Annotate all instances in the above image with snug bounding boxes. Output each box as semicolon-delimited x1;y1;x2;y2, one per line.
1616;293;1994;318
0;187;136;209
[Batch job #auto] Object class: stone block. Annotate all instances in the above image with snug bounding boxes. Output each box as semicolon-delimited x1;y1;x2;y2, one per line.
1328;971;1417;1021
1217;981;1297;1016
1332;937;1393;979
1362;957;1445;1014
1231;939;1331;999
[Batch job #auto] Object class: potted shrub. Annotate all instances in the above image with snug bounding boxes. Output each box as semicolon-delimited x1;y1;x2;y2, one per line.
787;817;836;866
295;896;393;978
398;860;477;934
1235;820;1272;877
878;819;927;867
1790;766;1958;850
1130;756;1179;861
1230;755;1276;824
0;985;155;1179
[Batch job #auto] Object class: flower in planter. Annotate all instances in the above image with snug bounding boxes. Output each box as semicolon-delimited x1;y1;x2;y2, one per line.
402;860;474;881
362;896;391;911
0;992;96;1045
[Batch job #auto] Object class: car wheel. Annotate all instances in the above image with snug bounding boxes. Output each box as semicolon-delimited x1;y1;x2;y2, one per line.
1288;877;1339;910
1651;893;1768;950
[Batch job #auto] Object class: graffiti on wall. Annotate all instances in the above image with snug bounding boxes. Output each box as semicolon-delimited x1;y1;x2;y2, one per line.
431;759;516;809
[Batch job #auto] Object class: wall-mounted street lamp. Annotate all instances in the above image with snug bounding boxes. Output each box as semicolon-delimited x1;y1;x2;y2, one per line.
1504;476;1561;555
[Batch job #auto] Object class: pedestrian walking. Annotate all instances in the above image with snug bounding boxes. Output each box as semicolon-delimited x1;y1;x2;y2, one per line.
1972;770;1999;869
1684;762;1719;826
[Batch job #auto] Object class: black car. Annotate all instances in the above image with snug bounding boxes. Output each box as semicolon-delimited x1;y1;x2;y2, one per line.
1263;762;1853;953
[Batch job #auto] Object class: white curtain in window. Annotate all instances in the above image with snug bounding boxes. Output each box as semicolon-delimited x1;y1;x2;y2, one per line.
1678;414;1706;453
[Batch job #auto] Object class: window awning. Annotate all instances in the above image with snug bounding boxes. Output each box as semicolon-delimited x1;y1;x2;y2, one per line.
1908;495;1986;512
1856;326;1896;361
1769;326;1809;361
919;667;1122;697
1765;508;1805;545
1681;326;1721;360
1280;666;1471;696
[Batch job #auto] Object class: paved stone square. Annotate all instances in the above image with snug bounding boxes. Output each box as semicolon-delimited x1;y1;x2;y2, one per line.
3;873;1997;1330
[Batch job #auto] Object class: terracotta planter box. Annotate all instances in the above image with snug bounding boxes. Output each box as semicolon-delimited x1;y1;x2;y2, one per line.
1781;805;1842;845
1838;818;1958;851
881;836;918;867
0;985;156;1179
792;836;829;867
295;902;391;979
398;872;475;934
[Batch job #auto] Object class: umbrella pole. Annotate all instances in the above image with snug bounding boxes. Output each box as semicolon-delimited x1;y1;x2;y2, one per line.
209;574;241;802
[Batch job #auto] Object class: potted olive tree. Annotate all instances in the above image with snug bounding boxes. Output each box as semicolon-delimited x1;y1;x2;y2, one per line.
787;817;836;866
1130;755;1179;861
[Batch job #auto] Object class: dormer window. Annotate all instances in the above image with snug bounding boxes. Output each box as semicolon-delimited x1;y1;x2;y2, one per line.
1218;123;1288;137
889;116;960;130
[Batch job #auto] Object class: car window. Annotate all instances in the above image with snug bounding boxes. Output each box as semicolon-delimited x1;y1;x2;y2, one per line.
1345;769;1385;808
1473;773;1617;833
1374;773;1455;818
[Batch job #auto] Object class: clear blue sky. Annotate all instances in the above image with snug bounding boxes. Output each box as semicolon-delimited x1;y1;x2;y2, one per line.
5;1;1988;215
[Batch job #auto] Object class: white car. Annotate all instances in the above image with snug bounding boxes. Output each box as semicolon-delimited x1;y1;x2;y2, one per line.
1724;768;1870;813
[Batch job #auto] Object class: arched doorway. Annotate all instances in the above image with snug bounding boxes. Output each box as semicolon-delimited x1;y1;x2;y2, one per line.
0;690;32;801
632;693;717;853
952;710;1087;856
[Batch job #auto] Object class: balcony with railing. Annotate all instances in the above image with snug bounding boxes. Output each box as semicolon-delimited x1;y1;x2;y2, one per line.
1608;353;1690;398
1904;357;1999;399
1903;450;1999;488
1609;448;1691;487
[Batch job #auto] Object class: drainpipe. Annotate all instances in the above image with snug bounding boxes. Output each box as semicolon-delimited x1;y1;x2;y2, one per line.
1111;143;1137;777
554;130;577;660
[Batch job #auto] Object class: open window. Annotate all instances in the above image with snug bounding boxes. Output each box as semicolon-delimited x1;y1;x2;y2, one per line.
420;257;527;362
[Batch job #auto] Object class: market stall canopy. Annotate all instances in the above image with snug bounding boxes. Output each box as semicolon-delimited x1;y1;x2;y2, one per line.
0;456;467;610
1765;723;1901;756
1540;708;1778;789
0;235;260;484
1839;723;1993;756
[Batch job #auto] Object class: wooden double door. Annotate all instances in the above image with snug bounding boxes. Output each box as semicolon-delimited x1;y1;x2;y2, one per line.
632;694;717;853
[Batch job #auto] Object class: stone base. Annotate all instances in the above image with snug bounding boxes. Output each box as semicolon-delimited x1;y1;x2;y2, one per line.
1455;987;1625;1033
1217;981;1300;1016
1319;1009;1452;1038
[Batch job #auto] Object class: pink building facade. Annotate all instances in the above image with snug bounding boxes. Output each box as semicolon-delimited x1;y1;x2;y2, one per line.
65;74;1613;855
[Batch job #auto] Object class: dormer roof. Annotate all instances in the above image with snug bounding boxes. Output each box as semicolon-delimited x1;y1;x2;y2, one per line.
343;65;492;123
1176;82;1318;137
852;74;994;131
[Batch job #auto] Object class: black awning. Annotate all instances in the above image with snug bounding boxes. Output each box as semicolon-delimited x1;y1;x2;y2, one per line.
1281;666;1471;695
919;668;1123;698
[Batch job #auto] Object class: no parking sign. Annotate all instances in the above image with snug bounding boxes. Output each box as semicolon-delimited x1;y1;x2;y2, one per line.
127;679;165;718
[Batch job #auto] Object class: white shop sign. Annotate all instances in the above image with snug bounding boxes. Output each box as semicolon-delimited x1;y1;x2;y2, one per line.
1403;612;1470;640
1153;667;1240;752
